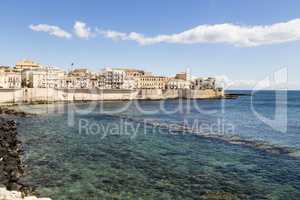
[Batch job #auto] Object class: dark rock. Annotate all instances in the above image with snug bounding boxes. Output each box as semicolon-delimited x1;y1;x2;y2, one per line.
0;120;31;195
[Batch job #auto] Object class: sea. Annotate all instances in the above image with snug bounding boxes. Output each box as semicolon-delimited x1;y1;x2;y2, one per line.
8;90;300;199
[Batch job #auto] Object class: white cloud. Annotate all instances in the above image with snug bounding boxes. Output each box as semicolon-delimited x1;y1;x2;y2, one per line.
96;29;127;41
98;18;300;47
73;21;92;39
29;24;72;39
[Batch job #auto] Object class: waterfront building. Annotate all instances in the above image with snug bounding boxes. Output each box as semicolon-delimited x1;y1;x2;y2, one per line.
90;74;99;88
175;72;188;81
123;68;146;78
99;68;149;89
136;76;169;89
97;74;106;89
21;67;65;88
192;77;216;90
68;68;91;77
66;68;94;89
15;60;41;71
122;77;137;89
101;68;126;89
5;60;222;92
0;68;21;88
64;76;77;89
166;78;191;89
65;75;91;89
105;68;146;78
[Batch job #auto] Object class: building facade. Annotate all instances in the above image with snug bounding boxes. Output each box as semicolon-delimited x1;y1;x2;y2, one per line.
15;60;41;71
122;77;137;89
175;72;188;81
68;68;90;77
2;60;222;93
192;77;216;90
136;76;169;89
101;68;126;89
166;78;191;89
0;68;21;88
21;68;65;88
66;68;96;89
123;69;145;78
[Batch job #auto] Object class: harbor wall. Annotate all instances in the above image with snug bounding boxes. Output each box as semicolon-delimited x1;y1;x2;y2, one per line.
0;88;223;104
183;89;224;99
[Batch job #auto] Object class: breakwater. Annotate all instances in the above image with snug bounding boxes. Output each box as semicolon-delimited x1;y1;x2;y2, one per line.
0;88;224;104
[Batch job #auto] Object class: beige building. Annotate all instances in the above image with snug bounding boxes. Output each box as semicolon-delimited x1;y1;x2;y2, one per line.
107;68;146;78
97;74;106;89
136;76;169;89
66;68;95;89
21;68;65;88
122;77;137;89
192;77;216;90
65;75;92;89
100;68;137;89
102;68;125;89
166;78;191;89
15;60;41;71
0;67;21;88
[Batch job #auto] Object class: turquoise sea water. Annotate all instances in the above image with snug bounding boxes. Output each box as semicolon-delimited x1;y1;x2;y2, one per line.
11;91;300;199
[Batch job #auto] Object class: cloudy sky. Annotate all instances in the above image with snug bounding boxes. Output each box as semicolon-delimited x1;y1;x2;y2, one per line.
1;0;300;89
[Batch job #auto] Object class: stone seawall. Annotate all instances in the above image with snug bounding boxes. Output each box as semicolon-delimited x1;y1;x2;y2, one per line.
0;88;223;104
183;89;224;99
138;89;223;100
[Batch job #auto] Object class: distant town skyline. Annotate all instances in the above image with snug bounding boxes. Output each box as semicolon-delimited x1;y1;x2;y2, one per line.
1;0;300;89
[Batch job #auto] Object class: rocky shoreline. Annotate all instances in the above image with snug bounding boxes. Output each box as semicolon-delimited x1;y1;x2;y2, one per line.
0;120;51;200
0;121;25;191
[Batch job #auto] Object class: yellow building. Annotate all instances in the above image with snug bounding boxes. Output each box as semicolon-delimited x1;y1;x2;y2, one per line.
15;60;41;71
136;76;169;89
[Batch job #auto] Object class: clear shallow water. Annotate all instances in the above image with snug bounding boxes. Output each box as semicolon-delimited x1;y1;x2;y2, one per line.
11;91;300;199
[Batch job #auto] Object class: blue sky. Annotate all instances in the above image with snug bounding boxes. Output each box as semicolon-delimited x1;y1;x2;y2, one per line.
1;0;300;89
